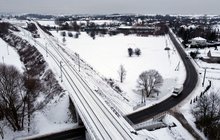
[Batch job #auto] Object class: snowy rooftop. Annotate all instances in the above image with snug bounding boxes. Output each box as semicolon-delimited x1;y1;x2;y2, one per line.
180;24;198;30
118;25;154;30
191;37;206;41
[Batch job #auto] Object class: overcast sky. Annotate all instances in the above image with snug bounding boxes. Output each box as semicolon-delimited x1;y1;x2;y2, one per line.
0;0;219;15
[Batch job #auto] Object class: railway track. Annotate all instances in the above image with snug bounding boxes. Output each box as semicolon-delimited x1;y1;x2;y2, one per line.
34;23;135;140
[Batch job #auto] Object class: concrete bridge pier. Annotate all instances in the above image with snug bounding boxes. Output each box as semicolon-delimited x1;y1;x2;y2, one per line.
69;96;84;126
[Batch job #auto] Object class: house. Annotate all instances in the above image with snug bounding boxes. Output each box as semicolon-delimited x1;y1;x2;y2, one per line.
191;37;207;46
205;50;220;63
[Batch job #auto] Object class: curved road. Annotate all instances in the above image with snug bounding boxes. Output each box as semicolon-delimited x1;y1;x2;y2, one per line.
127;29;198;124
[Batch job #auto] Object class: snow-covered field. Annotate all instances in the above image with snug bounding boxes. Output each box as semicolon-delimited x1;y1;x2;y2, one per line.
0;38;24;71
51;31;186;113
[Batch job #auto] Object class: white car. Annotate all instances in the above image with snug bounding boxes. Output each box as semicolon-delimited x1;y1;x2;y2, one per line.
172;85;183;96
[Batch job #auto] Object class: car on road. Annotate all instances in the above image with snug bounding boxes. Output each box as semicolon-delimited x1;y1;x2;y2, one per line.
172;85;183;96
185;55;190;59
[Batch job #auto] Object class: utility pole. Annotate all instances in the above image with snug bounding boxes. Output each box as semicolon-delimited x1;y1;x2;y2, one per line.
7;44;9;55
60;61;63;82
2;56;4;64
202;67;207;87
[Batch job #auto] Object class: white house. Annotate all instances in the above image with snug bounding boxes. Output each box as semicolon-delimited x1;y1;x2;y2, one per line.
191;37;207;46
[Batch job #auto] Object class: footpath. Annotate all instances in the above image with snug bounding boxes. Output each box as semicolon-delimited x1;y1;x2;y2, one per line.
169;110;204;140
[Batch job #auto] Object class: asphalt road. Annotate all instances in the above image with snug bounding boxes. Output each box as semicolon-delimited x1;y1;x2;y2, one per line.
126;29;198;124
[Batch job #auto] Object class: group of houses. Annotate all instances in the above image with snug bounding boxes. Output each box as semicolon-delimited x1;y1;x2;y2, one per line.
190;37;220;63
189;36;220;48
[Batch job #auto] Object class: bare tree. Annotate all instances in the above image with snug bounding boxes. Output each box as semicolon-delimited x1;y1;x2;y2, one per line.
0;121;7;139
191;91;220;139
137;70;163;97
118;65;126;83
0;64;44;132
0;64;24;131
134;48;141;56
0;22;9;35
23;73;42;132
192;94;210;123
192;92;220;124
209;92;220;117
128;48;133;57
71;21;80;32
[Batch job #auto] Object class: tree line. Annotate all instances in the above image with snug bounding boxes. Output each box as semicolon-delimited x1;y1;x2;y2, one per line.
191;91;220;139
0;64;47;138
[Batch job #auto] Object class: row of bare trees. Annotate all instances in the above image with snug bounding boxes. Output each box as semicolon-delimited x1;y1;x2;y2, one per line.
0;64;44;135
128;48;141;57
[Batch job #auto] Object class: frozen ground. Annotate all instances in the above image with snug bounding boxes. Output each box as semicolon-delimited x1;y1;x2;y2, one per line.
51;31;186;113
